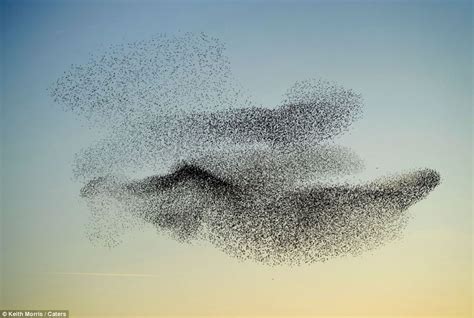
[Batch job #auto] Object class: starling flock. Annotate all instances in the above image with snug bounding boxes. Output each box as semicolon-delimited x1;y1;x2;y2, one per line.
50;33;440;265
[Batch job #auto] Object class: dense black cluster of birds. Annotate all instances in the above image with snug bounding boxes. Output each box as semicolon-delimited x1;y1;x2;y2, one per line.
51;33;440;265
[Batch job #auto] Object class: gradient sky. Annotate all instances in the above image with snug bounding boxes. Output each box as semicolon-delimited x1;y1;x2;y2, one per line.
1;0;472;317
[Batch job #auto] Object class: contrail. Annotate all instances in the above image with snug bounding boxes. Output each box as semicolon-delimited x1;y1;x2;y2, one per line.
47;271;161;278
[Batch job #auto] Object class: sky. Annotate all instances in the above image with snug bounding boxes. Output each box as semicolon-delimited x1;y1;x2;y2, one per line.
1;0;472;317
